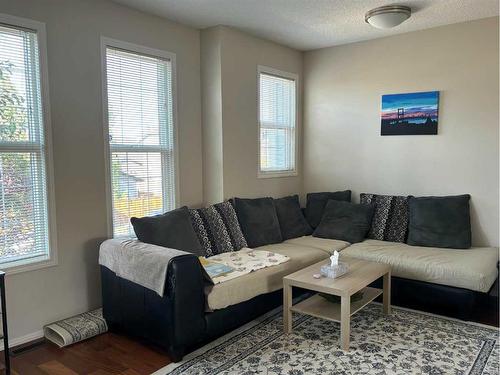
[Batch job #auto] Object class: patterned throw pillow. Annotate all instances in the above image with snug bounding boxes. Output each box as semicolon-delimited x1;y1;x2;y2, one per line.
189;201;248;257
360;193;409;243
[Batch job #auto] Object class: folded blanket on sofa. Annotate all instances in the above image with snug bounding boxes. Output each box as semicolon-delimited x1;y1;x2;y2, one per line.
200;249;290;284
99;239;211;296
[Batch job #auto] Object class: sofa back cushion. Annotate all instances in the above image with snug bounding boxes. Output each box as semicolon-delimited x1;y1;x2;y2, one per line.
313;200;375;243
189;201;248;257
360;193;409;243
233;197;282;248
305;190;351;229
407;194;471;249
275;195;313;240
131;206;203;255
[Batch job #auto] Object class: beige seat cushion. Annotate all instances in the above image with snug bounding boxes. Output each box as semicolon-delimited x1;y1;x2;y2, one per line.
284;235;350;254
206;242;329;310
341;240;499;293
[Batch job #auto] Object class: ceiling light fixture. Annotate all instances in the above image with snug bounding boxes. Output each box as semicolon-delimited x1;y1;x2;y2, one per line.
365;5;411;29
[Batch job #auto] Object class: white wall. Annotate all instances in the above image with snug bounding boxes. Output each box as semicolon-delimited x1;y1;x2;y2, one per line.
201;26;304;202
0;0;203;342
303;17;499;247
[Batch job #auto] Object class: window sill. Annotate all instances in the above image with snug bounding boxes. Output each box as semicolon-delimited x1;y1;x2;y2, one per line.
0;255;58;275
257;170;298;179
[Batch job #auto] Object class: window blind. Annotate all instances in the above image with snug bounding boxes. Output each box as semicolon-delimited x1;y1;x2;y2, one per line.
0;23;51;265
105;47;175;237
259;72;296;173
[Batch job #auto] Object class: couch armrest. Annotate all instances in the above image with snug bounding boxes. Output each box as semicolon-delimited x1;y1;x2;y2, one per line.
165;254;207;360
101;249;207;362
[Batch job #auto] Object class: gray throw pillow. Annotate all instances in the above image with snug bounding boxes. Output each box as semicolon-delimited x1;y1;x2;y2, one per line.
275;195;313;240
313;200;375;243
305;190;351;229
131;206;204;255
233;197;282;248
407;195;471;249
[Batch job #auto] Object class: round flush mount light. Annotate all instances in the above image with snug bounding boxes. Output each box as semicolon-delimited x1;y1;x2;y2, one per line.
365;5;411;29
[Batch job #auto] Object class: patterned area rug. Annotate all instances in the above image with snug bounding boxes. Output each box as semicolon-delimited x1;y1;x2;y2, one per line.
44;308;107;347
155;303;499;375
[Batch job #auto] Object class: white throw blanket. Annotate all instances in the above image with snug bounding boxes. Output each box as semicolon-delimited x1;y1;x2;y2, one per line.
99;239;191;296
202;249;290;284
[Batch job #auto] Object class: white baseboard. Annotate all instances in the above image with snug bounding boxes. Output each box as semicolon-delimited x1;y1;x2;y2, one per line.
0;330;44;351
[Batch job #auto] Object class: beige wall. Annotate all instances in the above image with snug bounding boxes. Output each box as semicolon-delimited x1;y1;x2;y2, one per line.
0;0;203;341
304;17;499;247
201;26;303;202
201;27;224;204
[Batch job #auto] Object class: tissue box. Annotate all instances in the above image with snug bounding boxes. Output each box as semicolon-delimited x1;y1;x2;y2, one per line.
320;262;349;279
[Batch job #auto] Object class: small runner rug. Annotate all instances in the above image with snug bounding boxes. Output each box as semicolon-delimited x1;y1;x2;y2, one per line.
44;308;107;347
154;303;499;375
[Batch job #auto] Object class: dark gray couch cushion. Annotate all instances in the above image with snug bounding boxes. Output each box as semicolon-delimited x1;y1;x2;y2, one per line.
131;206;203;255
233;197;282;248
407;195;471;249
275;195;313;240
313;200;375;243
305;190;351;229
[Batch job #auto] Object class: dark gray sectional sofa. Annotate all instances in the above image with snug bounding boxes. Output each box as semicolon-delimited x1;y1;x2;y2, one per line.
100;191;499;361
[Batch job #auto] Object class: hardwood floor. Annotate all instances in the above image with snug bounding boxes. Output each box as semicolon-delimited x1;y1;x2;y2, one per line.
1;302;497;375
1;333;171;375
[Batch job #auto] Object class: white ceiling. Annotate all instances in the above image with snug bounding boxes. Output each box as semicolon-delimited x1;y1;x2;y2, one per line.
112;0;499;50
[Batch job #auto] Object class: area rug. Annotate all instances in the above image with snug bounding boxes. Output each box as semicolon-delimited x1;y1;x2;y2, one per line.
43;308;108;347
154;303;499;375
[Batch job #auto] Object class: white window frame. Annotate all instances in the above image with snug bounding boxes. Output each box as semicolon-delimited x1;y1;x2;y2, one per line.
0;13;58;274
257;65;299;179
100;37;180;237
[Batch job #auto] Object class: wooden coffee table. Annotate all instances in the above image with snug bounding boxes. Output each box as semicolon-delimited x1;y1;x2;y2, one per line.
283;257;391;351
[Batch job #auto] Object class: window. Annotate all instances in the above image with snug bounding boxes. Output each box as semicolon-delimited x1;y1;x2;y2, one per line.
0;15;56;270
258;66;298;177
102;39;177;237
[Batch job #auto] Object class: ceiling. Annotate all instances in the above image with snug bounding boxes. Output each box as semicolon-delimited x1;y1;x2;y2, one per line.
112;0;499;50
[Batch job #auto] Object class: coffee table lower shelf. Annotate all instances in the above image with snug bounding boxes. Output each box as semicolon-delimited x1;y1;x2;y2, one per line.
290;287;382;322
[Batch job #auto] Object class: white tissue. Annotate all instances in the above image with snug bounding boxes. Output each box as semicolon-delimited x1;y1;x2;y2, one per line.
330;250;339;267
